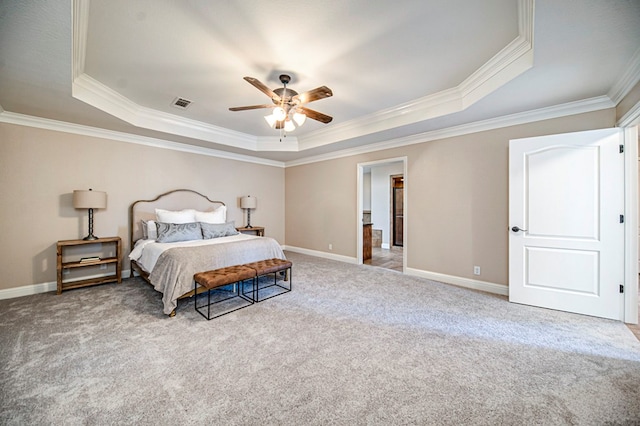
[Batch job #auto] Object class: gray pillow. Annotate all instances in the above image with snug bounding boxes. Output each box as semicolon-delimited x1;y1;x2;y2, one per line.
155;222;202;243
200;221;239;239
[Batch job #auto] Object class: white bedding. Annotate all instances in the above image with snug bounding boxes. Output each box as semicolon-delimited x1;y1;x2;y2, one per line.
129;233;260;274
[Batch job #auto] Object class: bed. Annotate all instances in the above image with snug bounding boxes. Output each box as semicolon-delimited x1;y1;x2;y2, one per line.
129;189;286;316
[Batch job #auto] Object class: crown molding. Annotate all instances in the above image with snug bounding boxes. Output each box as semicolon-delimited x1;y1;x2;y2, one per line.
617;99;640;128
0;95;615;169
285;95;615;167
608;47;640;105
0;110;285;168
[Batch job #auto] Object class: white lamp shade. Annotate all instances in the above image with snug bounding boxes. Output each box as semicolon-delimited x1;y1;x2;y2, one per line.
73;190;107;209
272;107;286;121
284;118;296;132
240;196;257;209
293;112;307;126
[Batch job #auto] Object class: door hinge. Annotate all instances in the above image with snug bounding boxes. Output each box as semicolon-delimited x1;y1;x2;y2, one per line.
620;214;624;223
619;144;624;153
620;284;624;293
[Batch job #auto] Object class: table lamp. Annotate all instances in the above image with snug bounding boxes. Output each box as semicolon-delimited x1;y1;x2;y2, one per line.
73;189;107;240
240;195;257;228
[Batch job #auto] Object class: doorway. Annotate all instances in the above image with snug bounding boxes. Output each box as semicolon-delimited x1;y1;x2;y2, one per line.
357;158;407;273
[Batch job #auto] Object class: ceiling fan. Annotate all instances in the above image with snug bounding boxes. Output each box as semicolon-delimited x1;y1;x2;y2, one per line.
229;74;333;131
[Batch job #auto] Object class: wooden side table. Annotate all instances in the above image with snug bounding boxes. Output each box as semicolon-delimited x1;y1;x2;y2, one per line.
236;226;265;237
56;237;122;294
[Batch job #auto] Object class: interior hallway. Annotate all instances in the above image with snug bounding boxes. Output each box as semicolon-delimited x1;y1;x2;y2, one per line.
364;246;403;272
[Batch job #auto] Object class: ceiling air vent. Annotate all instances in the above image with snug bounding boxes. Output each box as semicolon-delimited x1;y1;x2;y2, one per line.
171;97;192;110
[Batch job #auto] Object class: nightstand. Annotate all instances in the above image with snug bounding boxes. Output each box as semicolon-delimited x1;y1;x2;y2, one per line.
236;226;265;237
56;237;122;294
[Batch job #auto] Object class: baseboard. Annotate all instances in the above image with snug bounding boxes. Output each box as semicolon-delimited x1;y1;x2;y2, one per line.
282;245;358;264
406;267;508;296
0;269;132;300
282;245;508;297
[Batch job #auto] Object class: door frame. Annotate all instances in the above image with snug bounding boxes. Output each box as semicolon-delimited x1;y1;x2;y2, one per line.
618;103;639;323
622;125;638;324
357;157;408;271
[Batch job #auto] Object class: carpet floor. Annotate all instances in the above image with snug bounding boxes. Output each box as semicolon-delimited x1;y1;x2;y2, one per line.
1;251;639;425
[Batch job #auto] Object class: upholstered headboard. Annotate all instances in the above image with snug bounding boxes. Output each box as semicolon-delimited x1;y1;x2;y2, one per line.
129;189;225;247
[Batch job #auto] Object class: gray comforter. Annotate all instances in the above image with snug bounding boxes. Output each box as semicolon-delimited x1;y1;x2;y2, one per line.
149;237;285;314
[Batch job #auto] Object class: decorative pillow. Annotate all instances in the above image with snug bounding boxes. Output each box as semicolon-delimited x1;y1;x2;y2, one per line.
201;221;239;239
155;222;202;243
194;206;227;224
155;208;196;224
141;220;158;240
141;220;148;239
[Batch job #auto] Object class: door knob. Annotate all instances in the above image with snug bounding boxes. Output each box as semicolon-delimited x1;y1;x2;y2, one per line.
511;226;527;233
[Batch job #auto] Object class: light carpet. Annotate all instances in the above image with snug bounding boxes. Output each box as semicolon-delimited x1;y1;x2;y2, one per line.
1;251;639;425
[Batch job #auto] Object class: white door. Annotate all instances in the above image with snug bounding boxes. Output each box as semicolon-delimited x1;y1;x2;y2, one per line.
509;128;625;320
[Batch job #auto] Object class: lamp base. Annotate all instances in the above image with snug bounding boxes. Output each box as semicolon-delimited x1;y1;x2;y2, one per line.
245;208;253;228
82;208;99;241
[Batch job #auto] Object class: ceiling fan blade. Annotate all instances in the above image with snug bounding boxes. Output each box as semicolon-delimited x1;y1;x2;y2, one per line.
229;104;275;111
298;106;333;124
292;86;333;104
243;77;281;103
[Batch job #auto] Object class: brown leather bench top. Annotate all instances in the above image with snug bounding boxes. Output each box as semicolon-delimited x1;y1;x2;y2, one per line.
244;258;292;275
194;265;256;290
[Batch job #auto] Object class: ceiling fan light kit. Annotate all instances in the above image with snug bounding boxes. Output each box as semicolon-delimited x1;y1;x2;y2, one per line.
230;74;333;136
271;106;287;122
293;112;306;126
283;118;296;132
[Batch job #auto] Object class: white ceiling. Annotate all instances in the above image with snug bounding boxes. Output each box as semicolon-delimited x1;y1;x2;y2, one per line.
1;0;639;164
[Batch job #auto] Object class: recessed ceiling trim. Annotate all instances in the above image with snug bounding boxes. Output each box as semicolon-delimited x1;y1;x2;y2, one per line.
72;73;265;151
72;0;534;154
296;0;535;151
255;137;301;151
72;0;89;80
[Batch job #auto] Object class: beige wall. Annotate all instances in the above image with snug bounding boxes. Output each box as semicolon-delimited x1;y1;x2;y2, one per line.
0;123;284;291
285;109;616;286
0;108;619;292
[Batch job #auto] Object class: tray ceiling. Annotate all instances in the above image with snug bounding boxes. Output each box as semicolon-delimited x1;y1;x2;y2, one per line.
1;0;639;163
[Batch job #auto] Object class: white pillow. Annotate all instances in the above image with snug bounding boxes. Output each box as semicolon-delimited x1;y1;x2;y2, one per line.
155;208;196;224
194;205;226;224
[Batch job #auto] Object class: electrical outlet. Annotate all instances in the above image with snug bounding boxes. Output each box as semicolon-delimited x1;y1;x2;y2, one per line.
329;244;333;250
473;266;481;276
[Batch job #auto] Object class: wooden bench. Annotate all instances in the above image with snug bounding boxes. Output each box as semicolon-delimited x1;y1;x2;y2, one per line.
193;265;256;320
244;258;292;302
